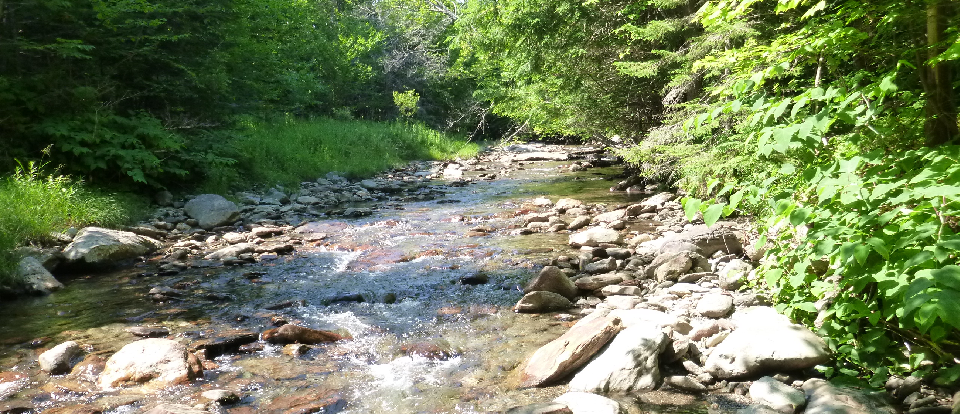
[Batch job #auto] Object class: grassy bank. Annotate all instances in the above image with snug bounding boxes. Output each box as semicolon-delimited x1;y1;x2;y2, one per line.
0;162;140;288
207;118;481;190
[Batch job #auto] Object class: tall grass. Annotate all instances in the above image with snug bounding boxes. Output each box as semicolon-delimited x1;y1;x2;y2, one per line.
0;162;137;287
210;118;481;189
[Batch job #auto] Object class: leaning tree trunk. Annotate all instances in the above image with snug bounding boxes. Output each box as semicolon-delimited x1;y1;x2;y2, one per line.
923;0;959;146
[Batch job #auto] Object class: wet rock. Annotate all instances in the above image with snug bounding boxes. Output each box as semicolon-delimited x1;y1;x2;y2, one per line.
705;308;830;379
142;404;208;414
886;376;923;401
192;330;258;359
283;343;310;356
261;324;347;344
44;404;103;414
719;259;754;290
575;273;624;291
584;258;617;274
695;294;734;318
514;291;573;313
184;194;240;230
0;372;26;400
664;375;707;392
39;341;82;374
201;389;241;405
505;402;572;414
97;338;203;389
70;354;106;380
569;227;622;247
62;227;163;267
520;316;623;387
568;322;668;393
125;326;169;338
204;243;256;260
263;390;346;414
552;392;623;414
803;378;897;414
525;266;578;300
17;256;64;294
459;272;489;285
750;376;806;413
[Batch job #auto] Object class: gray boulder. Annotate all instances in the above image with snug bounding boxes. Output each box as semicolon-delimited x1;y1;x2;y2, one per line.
749;376;806;413
705;307;830;379
62;227;163;267
696;294;734;318
514;291;573;313
98;338;202;389
525;266;578;300
38;341;81;374
520;316;623;387
183;194;240;229
17;256;64;294
719;259;754;290
568;323;669;393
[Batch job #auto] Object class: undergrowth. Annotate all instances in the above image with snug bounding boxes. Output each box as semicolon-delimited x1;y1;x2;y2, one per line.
205;117;481;191
0;162;139;288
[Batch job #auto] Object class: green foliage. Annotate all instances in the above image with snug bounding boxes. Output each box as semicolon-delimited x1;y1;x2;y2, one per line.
393;90;421;119
0;162;140;287
209;118;480;190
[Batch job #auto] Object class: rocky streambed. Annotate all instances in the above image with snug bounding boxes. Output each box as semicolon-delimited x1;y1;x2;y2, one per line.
1;144;957;414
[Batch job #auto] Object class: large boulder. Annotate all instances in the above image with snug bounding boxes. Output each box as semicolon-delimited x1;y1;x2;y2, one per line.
705;307;830;379
183;194;240;229
568;323;669;393
569;227;622;247
62;227;163;267
637;226;743;258
98;338;203;389
520;316;623;387
17;256;64;294
525;266;578;300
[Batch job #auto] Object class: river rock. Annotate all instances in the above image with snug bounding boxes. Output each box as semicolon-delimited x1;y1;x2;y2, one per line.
569;227;622;247
575;273;624;291
567;216;592;231
638;226;743;259
505;402;572;414
191;330;258;359
749;376;806;413
696;294;734;318
263;389;346;414
515;291;573;313
201;389;240;404
17;256;64;294
39;341;81;374
97;338;203;389
640;192;675;208
62;227;162;267
652;252;694;281
204;243;256;260
568;323;668;393
520;316;623;387
553;392;623;414
183;194;240;229
142;404;208;414
125;326;169;338
583;258;617;274
704;308;829;379
592;210;626;224
261;324;346;344
719;259;754;290
802;378;897;414
525;266;578;300
664;375;707;392
554;198;585;212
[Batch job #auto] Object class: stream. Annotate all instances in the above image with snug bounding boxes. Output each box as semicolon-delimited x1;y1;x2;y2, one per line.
0;148;714;413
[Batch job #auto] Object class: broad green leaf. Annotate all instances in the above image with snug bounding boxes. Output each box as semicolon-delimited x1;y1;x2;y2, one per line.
703;203;726;226
865;238;890;259
789;208;811;225
765;268;784;285
854;244;870;265
728;189;745;211
794;302;817;312
931;265;960;291
683;198;702;221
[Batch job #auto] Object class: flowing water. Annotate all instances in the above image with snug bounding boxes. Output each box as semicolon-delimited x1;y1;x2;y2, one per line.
0;154;716;413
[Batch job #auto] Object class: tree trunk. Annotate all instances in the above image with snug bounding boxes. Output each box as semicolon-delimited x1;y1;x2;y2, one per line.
923;0;959;146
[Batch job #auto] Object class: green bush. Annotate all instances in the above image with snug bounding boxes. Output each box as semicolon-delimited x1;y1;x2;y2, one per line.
208;117;480;190
0;162;138;287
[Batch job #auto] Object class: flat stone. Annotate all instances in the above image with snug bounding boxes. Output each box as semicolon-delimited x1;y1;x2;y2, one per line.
600;285;642;297
62;227;162;267
696;294;734;318
568;322;668;393
520;316;623;387
575;274;624;291
142;404;207;414
200;389;240;404
803;378;897;414
262;389;346;414
505;402;572;414
569;227;622;247
664;375;707;392
204;243;256;260
17;256;64;294
125;326;169;338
